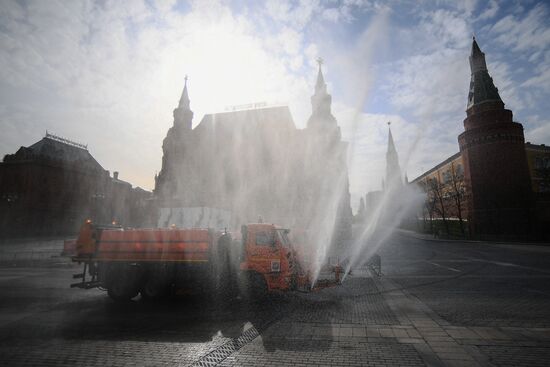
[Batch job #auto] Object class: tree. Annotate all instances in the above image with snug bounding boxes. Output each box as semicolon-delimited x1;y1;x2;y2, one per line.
419;180;437;234
448;166;466;236
427;177;450;236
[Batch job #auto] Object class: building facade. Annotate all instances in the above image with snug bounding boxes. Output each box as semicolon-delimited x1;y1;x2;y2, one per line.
412;153;468;234
413;142;550;237
155;62;353;252
0;133;151;238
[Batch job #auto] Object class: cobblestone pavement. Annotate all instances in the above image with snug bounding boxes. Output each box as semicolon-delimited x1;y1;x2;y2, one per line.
1;232;550;366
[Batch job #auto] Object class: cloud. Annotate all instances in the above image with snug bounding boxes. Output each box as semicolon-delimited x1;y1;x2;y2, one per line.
522;50;550;93
0;0;319;190
264;0;321;31
476;0;499;21
524;115;550;145
385;48;470;119
1;0;549;206
490;3;550;54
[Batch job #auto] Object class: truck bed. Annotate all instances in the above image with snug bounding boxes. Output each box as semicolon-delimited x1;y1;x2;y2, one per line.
76;228;214;262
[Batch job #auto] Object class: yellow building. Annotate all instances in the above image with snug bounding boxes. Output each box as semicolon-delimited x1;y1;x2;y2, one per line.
414;143;550;193
412;152;467;221
525;142;550;193
412;142;550;236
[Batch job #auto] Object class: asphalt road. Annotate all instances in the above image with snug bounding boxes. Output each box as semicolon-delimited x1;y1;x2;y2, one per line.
382;232;550;328
1;232;550;366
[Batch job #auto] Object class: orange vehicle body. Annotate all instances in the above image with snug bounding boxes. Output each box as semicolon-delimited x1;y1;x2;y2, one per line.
75;223;212;263
238;223;300;291
71;221;313;300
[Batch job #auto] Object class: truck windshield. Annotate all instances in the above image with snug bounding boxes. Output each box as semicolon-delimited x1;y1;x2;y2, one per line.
276;229;290;248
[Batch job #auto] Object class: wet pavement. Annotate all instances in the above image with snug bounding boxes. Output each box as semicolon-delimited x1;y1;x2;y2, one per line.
1;232;550;366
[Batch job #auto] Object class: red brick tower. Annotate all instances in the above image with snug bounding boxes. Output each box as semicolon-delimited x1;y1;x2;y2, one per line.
458;38;533;238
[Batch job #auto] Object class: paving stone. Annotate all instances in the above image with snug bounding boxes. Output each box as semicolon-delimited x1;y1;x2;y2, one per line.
365;328;381;337
351;327;366;337
5;233;550;366
378;328;395;338
478;345;550;367
287;278;399;325
396;338;425;344
445;328;480;339
218;339;426;367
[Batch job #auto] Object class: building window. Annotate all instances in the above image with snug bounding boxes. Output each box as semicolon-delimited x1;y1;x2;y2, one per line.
455;164;463;176
535;157;543;169
443;170;451;184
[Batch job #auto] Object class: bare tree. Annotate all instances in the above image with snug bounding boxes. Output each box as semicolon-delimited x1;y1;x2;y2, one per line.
448;168;466;236
427;177;450;236
419;180;437;234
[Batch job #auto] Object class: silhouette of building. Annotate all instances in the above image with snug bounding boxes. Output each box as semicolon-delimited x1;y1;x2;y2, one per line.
0;133;152;238
385;123;403;190
413;38;550;239
155;61;352;248
459;37;533;237
358;123;404;222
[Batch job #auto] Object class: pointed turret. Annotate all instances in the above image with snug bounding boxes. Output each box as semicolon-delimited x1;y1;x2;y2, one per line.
387;126;397;156
385;122;402;189
471;37;483;60
315;58;327;94
467;37;502;109
179;76;191;110
458;37;533;238
307;58;339;136
173;75;193;129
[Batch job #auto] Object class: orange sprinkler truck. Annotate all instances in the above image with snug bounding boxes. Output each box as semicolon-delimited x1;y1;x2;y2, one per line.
71;221;338;301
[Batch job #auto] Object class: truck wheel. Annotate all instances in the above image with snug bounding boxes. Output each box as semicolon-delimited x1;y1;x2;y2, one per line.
108;281;139;302
241;273;267;302
107;265;139;302
140;278;169;301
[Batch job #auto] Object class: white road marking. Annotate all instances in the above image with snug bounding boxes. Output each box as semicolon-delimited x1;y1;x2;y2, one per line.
469;258;550;274
425;261;461;273
485;260;520;267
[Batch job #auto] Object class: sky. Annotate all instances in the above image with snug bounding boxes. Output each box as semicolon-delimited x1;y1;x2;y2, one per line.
1;0;549;211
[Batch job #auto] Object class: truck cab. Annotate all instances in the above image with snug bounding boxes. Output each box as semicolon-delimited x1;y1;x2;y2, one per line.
239;223;302;293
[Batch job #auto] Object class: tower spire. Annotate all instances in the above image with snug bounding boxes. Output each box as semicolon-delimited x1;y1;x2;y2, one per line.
467;37;502;109
387;122;397;156
307;57;338;133
315;57;326;92
179;75;190;110
385;122;402;189
173;74;193;129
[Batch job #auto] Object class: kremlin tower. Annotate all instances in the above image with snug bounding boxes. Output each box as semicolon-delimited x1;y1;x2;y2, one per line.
458;38;533;238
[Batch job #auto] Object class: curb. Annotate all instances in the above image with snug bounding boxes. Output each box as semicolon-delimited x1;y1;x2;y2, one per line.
396;229;550;247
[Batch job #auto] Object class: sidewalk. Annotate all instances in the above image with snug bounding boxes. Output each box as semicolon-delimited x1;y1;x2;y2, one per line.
1;265;550;366
397;228;550;249
203;270;550;367
0;237;72;264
